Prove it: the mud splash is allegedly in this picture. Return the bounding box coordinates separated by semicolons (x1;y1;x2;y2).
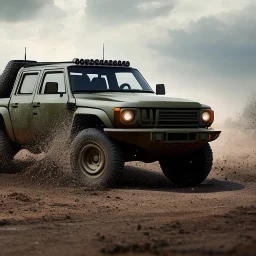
14;117;76;186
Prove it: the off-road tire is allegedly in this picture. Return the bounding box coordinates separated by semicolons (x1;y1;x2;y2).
159;143;213;187
70;128;124;189
0;130;17;173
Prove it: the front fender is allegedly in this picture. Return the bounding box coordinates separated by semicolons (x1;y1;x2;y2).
0;107;15;142
73;108;114;128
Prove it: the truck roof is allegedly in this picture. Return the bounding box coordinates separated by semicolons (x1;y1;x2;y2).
23;63;133;71
22;58;132;71
22;62;75;70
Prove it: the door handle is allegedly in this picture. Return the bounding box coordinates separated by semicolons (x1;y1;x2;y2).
12;103;19;108
33;102;41;108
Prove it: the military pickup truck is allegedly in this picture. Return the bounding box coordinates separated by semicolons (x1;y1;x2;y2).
0;59;221;188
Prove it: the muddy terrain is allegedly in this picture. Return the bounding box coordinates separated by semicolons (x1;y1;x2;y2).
0;128;255;256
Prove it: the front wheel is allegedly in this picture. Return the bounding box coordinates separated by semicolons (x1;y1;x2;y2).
70;128;124;189
159;143;213;187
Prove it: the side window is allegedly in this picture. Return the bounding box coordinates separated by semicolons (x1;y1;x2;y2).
40;72;66;94
18;73;39;94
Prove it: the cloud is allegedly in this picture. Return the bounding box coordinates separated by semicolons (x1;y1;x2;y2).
0;0;64;22
149;5;256;77
85;0;174;25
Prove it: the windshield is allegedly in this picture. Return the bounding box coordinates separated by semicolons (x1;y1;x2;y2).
68;66;154;93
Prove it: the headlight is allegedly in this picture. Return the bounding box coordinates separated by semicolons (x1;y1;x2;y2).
202;110;214;123
121;110;135;123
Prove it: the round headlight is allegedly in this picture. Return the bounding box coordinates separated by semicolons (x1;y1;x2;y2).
121;110;135;123
202;111;211;123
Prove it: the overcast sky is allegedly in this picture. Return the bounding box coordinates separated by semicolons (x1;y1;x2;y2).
0;0;255;124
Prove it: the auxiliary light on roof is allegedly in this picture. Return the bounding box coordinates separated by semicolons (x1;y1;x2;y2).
72;58;130;67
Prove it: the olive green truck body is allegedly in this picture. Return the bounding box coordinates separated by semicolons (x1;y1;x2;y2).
0;59;221;188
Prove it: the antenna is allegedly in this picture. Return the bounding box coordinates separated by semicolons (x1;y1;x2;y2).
103;43;105;61
24;47;27;61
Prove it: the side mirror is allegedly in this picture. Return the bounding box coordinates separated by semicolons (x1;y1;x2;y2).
156;84;165;95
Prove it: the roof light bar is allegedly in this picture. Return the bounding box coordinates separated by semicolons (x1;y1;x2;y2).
72;58;130;67
73;58;80;65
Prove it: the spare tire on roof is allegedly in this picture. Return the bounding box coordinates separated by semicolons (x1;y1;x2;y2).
0;60;37;98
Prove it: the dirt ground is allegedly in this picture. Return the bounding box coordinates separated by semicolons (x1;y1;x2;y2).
0;128;256;256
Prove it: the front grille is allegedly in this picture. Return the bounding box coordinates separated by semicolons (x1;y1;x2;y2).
156;110;199;127
140;109;200;127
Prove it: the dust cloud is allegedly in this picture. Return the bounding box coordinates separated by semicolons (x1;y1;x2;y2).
212;96;256;183
14;115;75;186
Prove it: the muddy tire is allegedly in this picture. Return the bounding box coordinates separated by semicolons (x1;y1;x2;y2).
0;130;17;173
159;143;213;187
70;128;124;189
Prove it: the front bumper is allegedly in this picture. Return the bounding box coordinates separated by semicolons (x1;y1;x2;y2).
104;128;221;150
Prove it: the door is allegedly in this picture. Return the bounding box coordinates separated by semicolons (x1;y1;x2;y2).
32;70;69;140
9;71;40;144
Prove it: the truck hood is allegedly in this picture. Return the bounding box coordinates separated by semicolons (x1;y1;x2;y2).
74;92;207;109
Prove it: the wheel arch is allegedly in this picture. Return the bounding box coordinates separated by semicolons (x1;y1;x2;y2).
71;108;114;137
0;107;15;142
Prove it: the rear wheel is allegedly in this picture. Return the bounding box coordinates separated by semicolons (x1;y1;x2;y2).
0;130;18;173
70;128;124;189
159;143;213;187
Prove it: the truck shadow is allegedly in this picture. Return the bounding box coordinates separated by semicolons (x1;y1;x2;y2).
118;166;245;193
